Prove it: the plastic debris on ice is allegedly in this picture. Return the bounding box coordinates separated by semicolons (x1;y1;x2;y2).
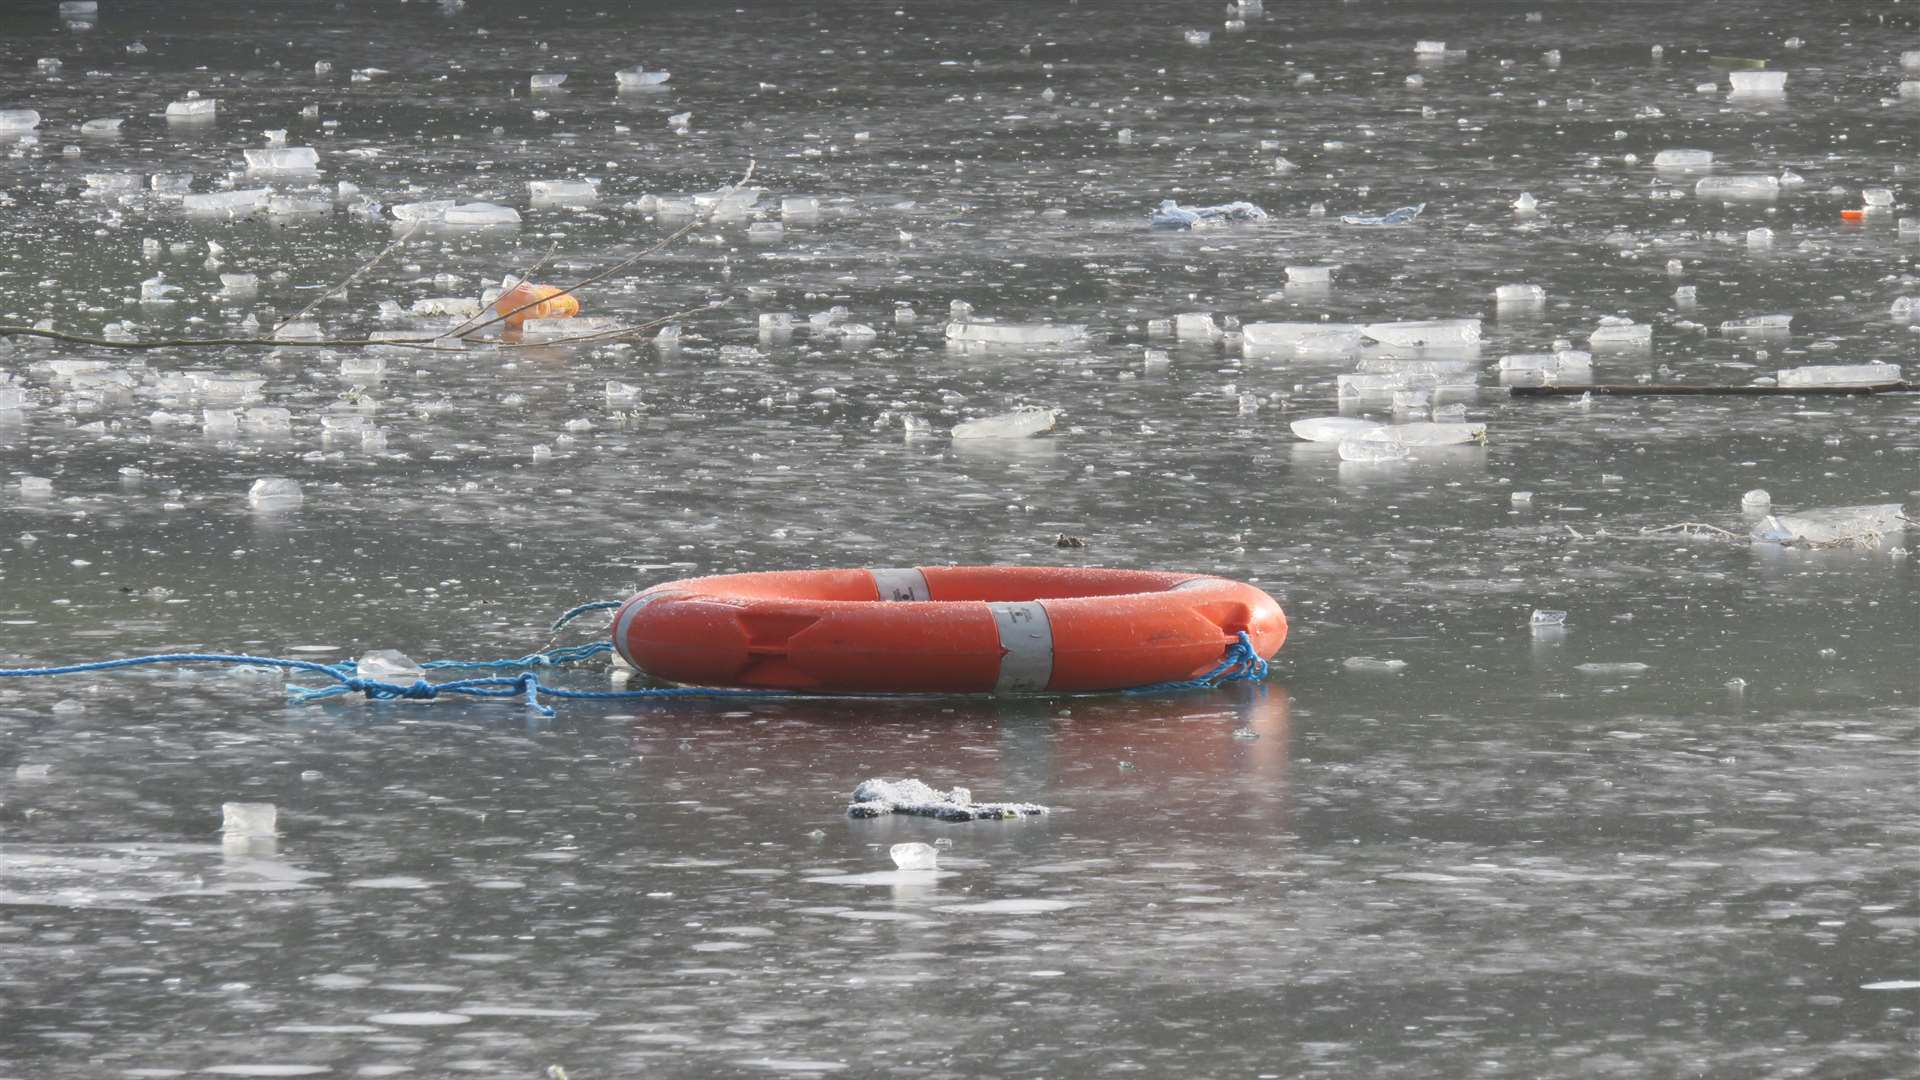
1341;203;1426;226
1148;199;1269;230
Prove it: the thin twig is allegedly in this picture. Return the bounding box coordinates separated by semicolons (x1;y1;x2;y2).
270;224;420;334
1639;522;1742;540
0;326;465;351
458;159;756;338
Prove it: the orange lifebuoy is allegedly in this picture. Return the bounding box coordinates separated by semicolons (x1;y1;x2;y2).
610;567;1287;694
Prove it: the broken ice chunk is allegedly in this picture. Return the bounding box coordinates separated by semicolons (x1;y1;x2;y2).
890;843;939;871
0;109;39;131
1341;203;1426;226
1728;70;1787;96
1695;175;1779;200
944;321;1088;346
1495;284;1545;303
1775;362;1901;387
19;476;53;498
1652;148;1713;170
1286;265;1334;284
248;477;302;507
530;73;567;90
1576;662;1649;675
165;98;218;119
615;67;671;88
1861;187;1894;208
1351;421;1486;447
222;802;277;837
1242;322;1364;354
951;406;1057;440
1741;489;1771;511
1361;318;1480;348
1512;192;1537;213
356;649;425;683
1746;227;1774;248
244;147;319;172
1174;312;1220;340
1588;319;1651;348
1414;41;1447;56
528;180;597;205
1289;416;1384;443
442;202;520;225
1343;656;1408;672
183;189;270;215
848;778;1047;821
390;199;455;223
521;316;623;343
1751;504;1907;546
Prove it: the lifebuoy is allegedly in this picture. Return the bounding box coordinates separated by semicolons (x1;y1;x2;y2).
610;566;1286;694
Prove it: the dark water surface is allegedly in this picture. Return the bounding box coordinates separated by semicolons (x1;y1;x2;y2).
1;0;1916;1077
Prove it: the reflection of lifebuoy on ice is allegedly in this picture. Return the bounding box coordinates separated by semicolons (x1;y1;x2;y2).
611;567;1287;694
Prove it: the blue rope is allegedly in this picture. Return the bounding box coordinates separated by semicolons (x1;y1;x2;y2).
547;599;624;636
0;614;1270;718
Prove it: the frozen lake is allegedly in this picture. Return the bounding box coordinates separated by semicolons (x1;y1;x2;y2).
1;0;1916;1076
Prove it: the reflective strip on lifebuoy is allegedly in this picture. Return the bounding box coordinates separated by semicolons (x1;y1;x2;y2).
610;566;1286;695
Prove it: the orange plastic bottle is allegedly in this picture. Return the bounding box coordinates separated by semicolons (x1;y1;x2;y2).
495;282;581;328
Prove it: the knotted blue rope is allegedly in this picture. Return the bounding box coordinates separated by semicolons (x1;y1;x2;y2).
0;614;1271;717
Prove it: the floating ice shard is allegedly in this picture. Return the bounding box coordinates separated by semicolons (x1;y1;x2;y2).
443;202;520;225
244;147;319;172
182;189;269;215
1343;656;1408;672
951;406;1057;439
1695;175;1779;200
1289;416;1383;443
248;477;302;507
1775;362;1902;387
222;802;278;836
1588;319;1652;348
944;322;1088;346
1351;421;1487;447
528;179;597;204
165;98;218;118
615;67;671;88
1728;70;1787;96
1750;504;1907;546
356;649;425;683
1360;318;1480;348
848;778;1048;821
1495;284;1545;303
1652;148;1713;170
529;73;567;90
889;843;939;871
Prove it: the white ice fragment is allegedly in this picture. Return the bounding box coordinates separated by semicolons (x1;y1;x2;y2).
220;273;259;293
1242;322;1364;354
1495;284;1545;303
19;476;53;498
890;843;939;871
1751;504;1907;546
530;73;567;90
951;406;1057;440
605;380;642;403
849;778;1047;820
0;109;39;131
1588;319;1652;348
1360;318;1481;348
1652;148;1713;170
1728;70;1787;96
442;202;520;225
390;199;455;223
1353;421;1486;447
165;98;218;118
222;802;278;836
244;147;319;172
747;221;783;241
1290;416;1383;443
1775;362;1901;387
1174;312;1221;340
528;180;597;204
615;67;671;88
944;321;1088;346
1530;609;1567;628
521;316;621;343
1746;227;1774;247
1343;656;1408;672
273;321;322;341
1285;265;1333;284
356;649;425;683
248;477;302;506
1576;662;1649;675
1512;192;1537;212
1741;489;1771;511
182;189;269;215
1695;175;1779;200
1861;187;1894;208
1184;29;1211;46
1414;41;1447;56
